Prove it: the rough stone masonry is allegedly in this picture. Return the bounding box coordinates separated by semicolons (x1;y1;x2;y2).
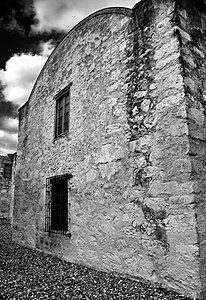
12;0;206;298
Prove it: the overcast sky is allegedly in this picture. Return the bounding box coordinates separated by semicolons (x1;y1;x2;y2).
0;0;138;156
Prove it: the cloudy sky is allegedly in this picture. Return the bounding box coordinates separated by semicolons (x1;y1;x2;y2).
0;0;138;156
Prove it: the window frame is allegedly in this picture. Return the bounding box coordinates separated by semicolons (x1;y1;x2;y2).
54;84;72;139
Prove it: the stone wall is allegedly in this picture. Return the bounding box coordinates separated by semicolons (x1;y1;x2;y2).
13;1;206;298
175;0;206;297
127;0;198;295
0;154;14;219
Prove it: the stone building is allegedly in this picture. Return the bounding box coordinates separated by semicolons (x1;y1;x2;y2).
12;0;206;298
0;154;15;219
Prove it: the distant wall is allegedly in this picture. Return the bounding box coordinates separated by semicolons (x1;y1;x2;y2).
9;153;17;225
0;154;14;219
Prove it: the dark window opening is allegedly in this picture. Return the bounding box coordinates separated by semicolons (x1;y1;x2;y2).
3;164;12;179
45;174;72;236
55;86;70;138
51;179;68;231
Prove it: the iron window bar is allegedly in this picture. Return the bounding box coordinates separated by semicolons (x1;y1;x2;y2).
45;173;72;237
3;164;12;179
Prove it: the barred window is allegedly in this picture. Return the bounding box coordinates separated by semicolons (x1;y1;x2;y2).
55;85;71;138
45;174;72;236
3;164;12;179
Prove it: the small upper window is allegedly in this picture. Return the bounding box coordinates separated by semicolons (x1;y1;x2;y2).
4;164;12;179
55;85;71;138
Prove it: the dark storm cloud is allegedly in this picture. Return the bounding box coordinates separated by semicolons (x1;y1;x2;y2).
0;0;64;69
0;0;37;33
0;0;35;68
0;29;64;69
0;101;18;119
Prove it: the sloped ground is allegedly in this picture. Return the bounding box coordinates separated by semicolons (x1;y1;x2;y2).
0;219;192;300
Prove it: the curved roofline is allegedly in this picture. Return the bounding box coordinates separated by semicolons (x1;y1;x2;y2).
19;7;132;112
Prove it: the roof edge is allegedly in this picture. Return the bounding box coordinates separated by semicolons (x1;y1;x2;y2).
132;0;206;10
18;7;132;112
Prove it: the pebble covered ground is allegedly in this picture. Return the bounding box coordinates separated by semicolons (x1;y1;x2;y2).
0;219;192;299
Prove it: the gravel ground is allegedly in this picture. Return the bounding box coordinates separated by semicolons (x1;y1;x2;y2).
0;219;192;300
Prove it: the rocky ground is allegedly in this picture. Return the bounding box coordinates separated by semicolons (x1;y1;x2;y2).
0;219;192;299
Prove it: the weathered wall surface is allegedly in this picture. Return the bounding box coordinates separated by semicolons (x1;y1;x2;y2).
13;1;206;298
13;6;136;273
126;0;201;297
174;0;206;297
0;154;14;219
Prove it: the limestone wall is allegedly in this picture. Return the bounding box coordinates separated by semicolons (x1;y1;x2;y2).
0;154;14;219
13;6;135;270
13;1;206;298
126;0;201;296
174;0;206;297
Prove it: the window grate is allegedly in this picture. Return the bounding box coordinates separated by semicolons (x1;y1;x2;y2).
45;173;72;237
3;164;12;179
